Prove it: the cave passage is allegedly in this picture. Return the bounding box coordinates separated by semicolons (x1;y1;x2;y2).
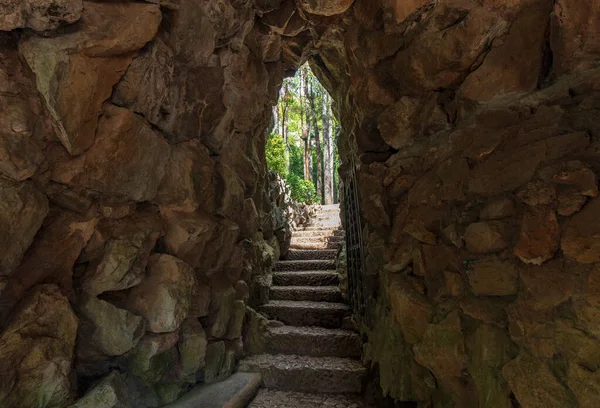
0;0;599;407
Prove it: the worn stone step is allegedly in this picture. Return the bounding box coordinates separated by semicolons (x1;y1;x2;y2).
239;354;365;394
267;326;361;358
249;389;373;408
282;249;337;261
165;372;262;408
272;271;339;286
289;242;341;250
273;259;336;272
259;300;350;328
291;236;344;245
300;226;343;232
292;230;344;238
270;286;343;302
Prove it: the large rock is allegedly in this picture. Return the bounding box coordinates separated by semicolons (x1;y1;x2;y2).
51;104;170;202
466;256;519;296
413;311;467;380
7;212;96;305
80;297;146;356
19;1;161;155
0;0;83;31
154;140;216;213
82;213;163;296
128;332;180;385
551;0;600;74
514;207;559;265
0;285;78;408
69;371;130;408
297;0;354;16
389;274;433;344
562;197;600;263
0;35;47;182
0;179;48;276
464;221;510;254
126;254;196;333
503;352;578;408
178;319;208;379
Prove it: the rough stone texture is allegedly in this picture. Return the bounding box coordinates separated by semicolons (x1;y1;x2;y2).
1;0;600;406
0;179;49;276
249;389;373;408
0;0;83;31
0;285;78;408
126;254;196;333
267;326;361;358
240;354;366;394
69;371;129;408
259;300;350;329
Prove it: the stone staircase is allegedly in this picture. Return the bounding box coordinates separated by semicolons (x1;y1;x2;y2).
241;205;371;407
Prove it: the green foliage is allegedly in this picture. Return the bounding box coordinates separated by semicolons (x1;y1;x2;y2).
288;143;304;179
286;173;318;204
265;133;287;177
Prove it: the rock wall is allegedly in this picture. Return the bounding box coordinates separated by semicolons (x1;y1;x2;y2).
1;0;599;407
312;1;600;407
0;1;298;406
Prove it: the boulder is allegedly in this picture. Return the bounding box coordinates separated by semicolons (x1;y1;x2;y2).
82;213;163;296
19;1;162;154
562;197;600;263
466;256;519;296
129;332;180;385
0;179;48;276
0;36;47;181
126;254;196;333
413;311;467;380
178;319;208;379
154;140;216;213
464;221;510;254
567;363;600;407
480;197;515;220
0;285;78;408
514;207;559;265
69;371;130;408
80;297;146;356
297;0;354;16
51;104;170;202
0;0;83;31
551;0;600;74
389;274;433;344
503;352;578;408
7;212;96;304
207;285;237;338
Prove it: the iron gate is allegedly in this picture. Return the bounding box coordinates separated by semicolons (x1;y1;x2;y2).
342;158;367;322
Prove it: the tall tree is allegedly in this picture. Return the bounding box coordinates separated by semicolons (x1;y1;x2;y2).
307;74;323;204
300;66;310;181
322;93;334;204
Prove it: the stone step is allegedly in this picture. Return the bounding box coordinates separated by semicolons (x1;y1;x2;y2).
272;271;339;286
259;300;350;328
289;242;342;250
165;372;262;408
239;354;365;394
291;236;344;244
273;259;336;272
267;326;361;358
292;230;344;238
270;286;343;302
299;226;343;232
249;389;372;408
282;249;337;261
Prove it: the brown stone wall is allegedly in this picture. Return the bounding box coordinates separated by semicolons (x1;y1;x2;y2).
1;0;599;407
0;1;296;406
314;1;600;407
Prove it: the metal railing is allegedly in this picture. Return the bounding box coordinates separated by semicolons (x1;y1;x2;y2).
342;157;367;323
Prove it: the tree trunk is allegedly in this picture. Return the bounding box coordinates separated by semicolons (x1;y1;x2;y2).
323;93;334;204
300;67;310;181
308;77;322;204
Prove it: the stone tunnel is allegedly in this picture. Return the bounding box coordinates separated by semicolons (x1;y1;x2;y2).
0;0;599;407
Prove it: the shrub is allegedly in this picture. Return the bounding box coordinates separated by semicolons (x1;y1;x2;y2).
286;173;317;204
265;133;287;177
